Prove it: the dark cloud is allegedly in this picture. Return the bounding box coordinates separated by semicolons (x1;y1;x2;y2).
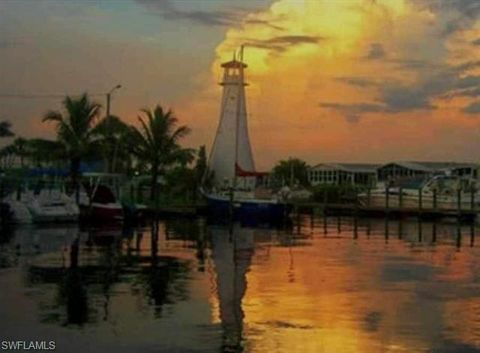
335;77;378;88
323;66;480;121
320;102;387;122
380;84;435;112
365;43;386;60
135;0;280;28
454;60;480;72
417;0;480;36
463;100;480;114
391;59;436;70
377;73;480;113
245;35;324;53
245;19;284;31
135;0;244;26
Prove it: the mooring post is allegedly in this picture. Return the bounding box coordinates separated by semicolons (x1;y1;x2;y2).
386;186;390;210
384;218;389;242
399;187;403;208
470;187;475;211
470;223;475;247
353;216;358;239
418;187;423;212
433;188;437;210
456;220;462;248
457;189;462;216
418;218;423;242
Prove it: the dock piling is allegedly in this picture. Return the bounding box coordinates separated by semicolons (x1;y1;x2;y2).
418;188;423;211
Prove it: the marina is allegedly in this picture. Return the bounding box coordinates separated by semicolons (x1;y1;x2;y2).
2;1;480;351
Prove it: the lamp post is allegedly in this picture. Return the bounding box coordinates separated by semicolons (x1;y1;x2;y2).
106;84;122;118
105;84;121;173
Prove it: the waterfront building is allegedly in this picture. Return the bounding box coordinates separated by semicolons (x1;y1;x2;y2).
308;163;379;187
377;162;478;182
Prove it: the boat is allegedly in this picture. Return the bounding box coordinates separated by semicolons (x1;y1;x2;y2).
202;48;291;220
358;175;480;211
27;188;79;223
2;191;33;224
2;187;79;224
78;183;124;221
204;188;290;220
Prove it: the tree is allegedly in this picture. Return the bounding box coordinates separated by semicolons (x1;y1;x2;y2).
92;115;131;173
194;145;208;183
42;93;101;186
129;105;193;202
12;137;28;167
27;138;65;167
0;121;14;138
272;158;310;187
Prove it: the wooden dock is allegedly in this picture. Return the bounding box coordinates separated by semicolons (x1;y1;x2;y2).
147;204;207;217
290;201;478;221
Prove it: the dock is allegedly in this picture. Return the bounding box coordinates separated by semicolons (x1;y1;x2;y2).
290;201;478;221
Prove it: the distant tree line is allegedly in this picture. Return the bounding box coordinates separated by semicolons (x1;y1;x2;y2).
0;93;207;203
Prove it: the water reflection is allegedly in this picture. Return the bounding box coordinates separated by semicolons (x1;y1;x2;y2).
22;222;191;327
210;225;253;352
0;216;480;352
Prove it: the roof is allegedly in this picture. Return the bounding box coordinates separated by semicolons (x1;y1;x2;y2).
311;163;380;173
379;161;478;172
221;60;247;69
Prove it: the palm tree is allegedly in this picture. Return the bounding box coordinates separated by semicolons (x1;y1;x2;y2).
42;93;101;187
129;105;193;202
0;121;14;138
12;137;28;167
272;157;310;187
27;138;65;167
92;115;130;173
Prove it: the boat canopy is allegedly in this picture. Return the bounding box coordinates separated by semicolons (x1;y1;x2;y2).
235;163;268;177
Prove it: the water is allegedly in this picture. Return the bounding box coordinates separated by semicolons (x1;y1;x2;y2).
1;216;480;352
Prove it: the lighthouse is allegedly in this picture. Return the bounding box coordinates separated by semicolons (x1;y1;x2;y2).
208;53;256;188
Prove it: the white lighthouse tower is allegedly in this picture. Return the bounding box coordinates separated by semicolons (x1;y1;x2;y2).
208;52;256;188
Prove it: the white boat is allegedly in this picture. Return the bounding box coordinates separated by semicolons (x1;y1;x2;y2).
27;189;79;223
2;191;33;224
359;175;480;211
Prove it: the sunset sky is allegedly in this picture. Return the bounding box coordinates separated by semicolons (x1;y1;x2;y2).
1;0;480;169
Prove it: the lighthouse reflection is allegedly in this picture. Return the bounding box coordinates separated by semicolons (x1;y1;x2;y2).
210;224;254;353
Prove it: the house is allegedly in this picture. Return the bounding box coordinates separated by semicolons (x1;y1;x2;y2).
308;163;379;187
377;161;478;182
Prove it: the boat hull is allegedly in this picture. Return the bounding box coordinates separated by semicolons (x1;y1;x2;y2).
80;203;124;222
205;194;291;222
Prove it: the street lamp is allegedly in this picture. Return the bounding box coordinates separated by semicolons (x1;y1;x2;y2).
106;84;122;118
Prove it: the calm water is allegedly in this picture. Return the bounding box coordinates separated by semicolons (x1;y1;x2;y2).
1;216;480;353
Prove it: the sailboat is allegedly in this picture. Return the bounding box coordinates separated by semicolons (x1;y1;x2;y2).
202;48;291;220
